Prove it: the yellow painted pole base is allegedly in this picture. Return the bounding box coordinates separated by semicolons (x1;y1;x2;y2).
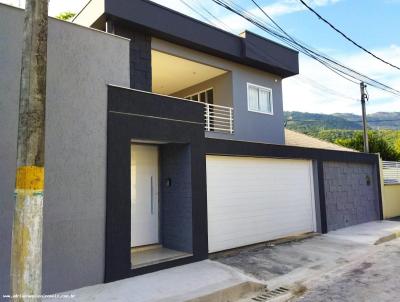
11;166;44;301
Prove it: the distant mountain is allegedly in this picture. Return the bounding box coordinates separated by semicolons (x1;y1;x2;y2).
285;111;400;131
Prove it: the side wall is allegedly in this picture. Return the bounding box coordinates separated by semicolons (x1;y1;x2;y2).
382;184;400;219
323;161;380;231
0;4;130;294
152;38;285;144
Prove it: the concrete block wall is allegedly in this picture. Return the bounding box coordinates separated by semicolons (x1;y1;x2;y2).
160;144;193;253
323;161;380;231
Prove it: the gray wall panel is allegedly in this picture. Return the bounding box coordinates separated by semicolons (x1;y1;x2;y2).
323;161;380;231
0;4;129;294
160;144;193;253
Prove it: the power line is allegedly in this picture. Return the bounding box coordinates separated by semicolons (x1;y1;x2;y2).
181;0;359;102
220;0;362;85
210;0;400;97
246;0;400;94
298;0;400;72
179;0;223;29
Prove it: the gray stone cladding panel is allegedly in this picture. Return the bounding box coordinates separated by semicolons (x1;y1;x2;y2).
160;144;193;253
323;161;379;231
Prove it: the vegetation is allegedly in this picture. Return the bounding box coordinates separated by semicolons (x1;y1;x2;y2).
55;11;76;21
284;111;400;161
335;131;400;161
285;111;400;132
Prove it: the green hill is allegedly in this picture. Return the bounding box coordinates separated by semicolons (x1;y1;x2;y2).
285;111;400;133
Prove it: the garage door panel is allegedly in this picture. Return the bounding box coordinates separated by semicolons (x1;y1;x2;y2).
207;156;316;253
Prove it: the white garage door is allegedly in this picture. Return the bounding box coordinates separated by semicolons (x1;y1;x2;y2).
207;156;316;253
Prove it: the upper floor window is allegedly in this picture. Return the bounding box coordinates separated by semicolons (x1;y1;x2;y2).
185;88;214;104
247;83;273;115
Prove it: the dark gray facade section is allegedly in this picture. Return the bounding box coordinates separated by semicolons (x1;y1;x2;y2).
113;24;152;90
242;31;298;73
75;0;299;77
323;161;380;231
0;4;129;294
160;144;193;253
105;86;208;282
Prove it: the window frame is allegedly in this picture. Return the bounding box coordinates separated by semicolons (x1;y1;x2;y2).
246;83;274;115
184;87;214;104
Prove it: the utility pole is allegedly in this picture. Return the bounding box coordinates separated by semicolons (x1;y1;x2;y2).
11;0;49;300
360;82;369;153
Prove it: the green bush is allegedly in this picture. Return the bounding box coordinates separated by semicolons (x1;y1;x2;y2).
335;131;400;161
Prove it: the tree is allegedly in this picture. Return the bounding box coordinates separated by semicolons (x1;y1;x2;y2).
55;11;76;21
395;138;400;154
335;131;400;161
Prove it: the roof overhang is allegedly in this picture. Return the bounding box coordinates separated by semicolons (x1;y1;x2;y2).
74;0;299;78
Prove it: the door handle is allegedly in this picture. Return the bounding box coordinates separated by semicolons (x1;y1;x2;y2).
150;176;154;215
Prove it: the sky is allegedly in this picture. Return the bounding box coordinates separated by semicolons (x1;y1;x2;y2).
2;0;400;115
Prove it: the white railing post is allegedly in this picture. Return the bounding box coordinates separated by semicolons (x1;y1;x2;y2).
229;108;233;134
205;104;210;132
201;102;234;134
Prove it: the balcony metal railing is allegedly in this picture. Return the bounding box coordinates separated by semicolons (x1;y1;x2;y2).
382;161;400;184
204;103;234;134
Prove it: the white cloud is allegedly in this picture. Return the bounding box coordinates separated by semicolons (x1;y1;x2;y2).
219;0;341;33
283;45;400;114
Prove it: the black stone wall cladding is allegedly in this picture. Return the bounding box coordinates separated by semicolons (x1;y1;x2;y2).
160;144;193;253
106;86;208;282
114;24;152;90
323;162;380;231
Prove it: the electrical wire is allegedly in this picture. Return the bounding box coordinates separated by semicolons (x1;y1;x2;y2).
210;0;400;97
246;0;400;93
298;0;400;72
182;0;360;102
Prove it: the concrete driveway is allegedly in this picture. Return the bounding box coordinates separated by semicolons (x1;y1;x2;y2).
213;220;400;301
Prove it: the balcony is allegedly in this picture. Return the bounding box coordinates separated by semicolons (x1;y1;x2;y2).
151;48;234;135
204;103;234;134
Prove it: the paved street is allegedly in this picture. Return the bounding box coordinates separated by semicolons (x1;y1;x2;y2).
213;221;400;302
292;238;400;302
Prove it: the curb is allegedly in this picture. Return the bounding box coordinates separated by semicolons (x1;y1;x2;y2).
186;281;266;302
374;231;400;245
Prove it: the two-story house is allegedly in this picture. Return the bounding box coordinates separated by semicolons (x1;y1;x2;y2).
0;0;381;294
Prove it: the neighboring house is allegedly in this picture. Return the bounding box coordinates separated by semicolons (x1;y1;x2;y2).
285;128;356;152
0;0;382;295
